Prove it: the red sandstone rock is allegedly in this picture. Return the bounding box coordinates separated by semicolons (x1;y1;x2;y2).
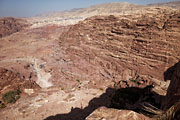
59;8;180;89
86;107;152;120
0;6;179;120
0;68;40;97
0;17;29;38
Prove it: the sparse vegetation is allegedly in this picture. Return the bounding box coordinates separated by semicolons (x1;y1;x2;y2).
76;79;80;83
2;90;21;104
99;88;103;91
0;102;6;108
130;78;141;85
0;90;21;109
61;88;64;90
131;79;139;84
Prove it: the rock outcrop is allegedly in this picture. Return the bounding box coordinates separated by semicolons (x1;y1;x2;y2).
0;17;29;38
0;68;39;96
162;61;180;110
0;3;180;120
59;8;180;89
86;107;152;120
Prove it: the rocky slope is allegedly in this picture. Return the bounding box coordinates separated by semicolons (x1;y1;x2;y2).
29;1;180;28
42;2;144;17
59;8;180;91
0;2;180;120
0;68;39;95
0;68;40;109
0;17;29;38
29;2;145;27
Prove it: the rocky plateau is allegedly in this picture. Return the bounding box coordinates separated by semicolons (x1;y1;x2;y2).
0;1;180;120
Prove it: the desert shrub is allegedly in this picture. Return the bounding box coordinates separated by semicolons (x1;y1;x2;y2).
130;79;140;85
130;78;141;85
99;88;104;91
0;102;6;108
2;90;21;104
76;79;80;83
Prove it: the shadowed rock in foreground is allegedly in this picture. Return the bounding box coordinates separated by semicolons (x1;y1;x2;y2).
163;61;180;110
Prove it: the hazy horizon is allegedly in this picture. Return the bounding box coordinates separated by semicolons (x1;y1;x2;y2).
0;0;179;17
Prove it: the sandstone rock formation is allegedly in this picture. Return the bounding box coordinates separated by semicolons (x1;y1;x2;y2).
162;61;180;110
0;68;39;96
86;107;152;120
0;17;29;38
0;2;180;120
59;8;180;89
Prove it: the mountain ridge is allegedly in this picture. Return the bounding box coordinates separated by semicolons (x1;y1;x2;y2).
148;1;180;9
29;1;180;28
0;1;180;120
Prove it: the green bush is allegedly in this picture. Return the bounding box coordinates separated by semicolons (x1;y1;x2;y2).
129;78;141;85
76;79;80;83
0;102;6;108
2;90;21;104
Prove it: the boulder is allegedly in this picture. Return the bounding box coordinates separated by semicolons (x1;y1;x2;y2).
86;107;152;120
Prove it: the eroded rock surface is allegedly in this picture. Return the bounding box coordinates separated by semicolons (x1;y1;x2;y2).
0;17;29;38
86;107;152;120
0;68;39;96
59;8;180;89
0;5;180;120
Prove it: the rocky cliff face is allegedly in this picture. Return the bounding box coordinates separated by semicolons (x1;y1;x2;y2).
0;4;180;120
162;61;180;110
59;8;180;89
0;17;29;38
